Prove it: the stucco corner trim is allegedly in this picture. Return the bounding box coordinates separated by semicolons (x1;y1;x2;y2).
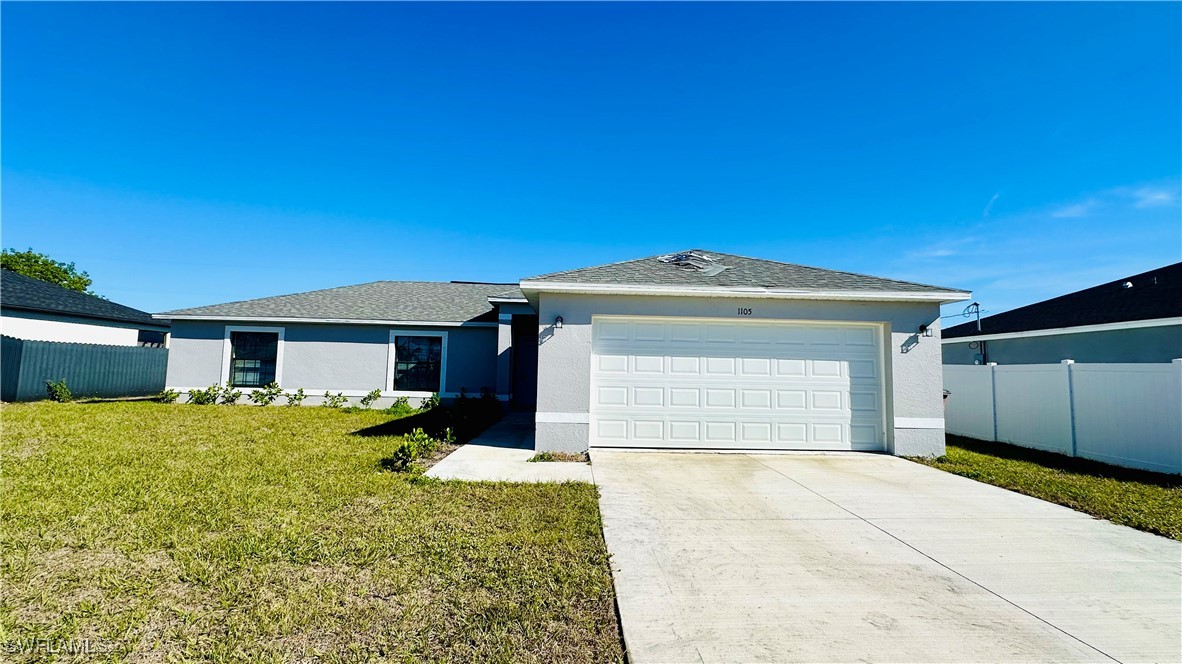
894;417;945;429
535;411;591;424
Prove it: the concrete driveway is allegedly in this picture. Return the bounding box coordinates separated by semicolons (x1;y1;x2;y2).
591;451;1181;664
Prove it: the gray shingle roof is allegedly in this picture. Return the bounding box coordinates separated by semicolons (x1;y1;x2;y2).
1;270;165;327
161;281;517;323
491;287;526;300
945;262;1182;339
523;250;965;294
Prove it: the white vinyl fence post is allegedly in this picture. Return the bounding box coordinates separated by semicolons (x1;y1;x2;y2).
988;362;999;442
1062;359;1077;457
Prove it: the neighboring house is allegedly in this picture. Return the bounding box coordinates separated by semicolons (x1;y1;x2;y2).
1;269;170;346
943;262;1182;365
160;250;969;456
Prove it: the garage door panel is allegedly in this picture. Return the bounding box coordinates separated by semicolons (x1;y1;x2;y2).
704;357;736;375
810;359;844;378
590;317;884;451
740;389;773;409
704;388;737;408
597;354;629;373
810;390;845;411
632;420;664;440
633;355;664;373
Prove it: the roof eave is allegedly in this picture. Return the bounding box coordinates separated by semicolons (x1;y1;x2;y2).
518;280;971;305
942;316;1182;343
487;296;530;304
4;303;167;329
157;313;497;327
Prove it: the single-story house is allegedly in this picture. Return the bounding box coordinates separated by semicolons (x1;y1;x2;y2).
1;269;170;346
160;250;970;456
943;262;1182;365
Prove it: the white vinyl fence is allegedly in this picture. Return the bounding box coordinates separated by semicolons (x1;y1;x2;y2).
943;360;1182;475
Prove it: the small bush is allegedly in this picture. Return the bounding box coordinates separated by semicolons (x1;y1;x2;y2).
383;396;415;417
155;388;180;404
188;384;220;405
419;393;441;411
284;388;306;407
45;379;72;403
219;382;242;405
321;391;348;408
359;389;382;409
248;382;283;406
480;386;497;404
386;428;442;472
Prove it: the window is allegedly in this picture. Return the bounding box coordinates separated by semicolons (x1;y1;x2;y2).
137;330;166;348
392;335;443;392
229;331;279;387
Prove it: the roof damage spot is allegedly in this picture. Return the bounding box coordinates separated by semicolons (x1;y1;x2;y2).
657;251;730;277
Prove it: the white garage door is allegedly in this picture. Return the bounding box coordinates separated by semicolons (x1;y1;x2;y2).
590;316;886;451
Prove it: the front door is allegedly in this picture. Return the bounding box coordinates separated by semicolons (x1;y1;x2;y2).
510;314;539;410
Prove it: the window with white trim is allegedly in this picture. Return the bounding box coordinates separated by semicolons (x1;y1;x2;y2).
229;331;279;387
392;335;443;392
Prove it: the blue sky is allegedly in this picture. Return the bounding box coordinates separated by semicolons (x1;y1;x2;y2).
3;2;1179;321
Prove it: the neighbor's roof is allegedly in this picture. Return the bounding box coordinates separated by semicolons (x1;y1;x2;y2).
1;269;165;327
944;262;1182;339
522;249;967;296
159;281;519;323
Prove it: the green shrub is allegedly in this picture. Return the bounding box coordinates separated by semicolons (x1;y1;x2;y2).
383;396;415;416
45;379;72;403
248;382;283;406
156;389;180;404
386;428;442;472
419;393;441;411
218;382;242;405
359;388;382;409
321;391;348;408
187;385;220;405
284;388;306;407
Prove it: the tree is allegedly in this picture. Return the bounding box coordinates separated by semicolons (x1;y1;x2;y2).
1;249;94;294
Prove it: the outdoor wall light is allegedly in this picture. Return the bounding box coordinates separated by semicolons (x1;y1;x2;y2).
918;324;933;338
554;316;564;329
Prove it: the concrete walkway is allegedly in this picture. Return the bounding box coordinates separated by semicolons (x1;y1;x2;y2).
592;450;1181;664
426;413;592;483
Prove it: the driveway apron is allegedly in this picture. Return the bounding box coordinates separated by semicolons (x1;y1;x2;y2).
591;451;1181;664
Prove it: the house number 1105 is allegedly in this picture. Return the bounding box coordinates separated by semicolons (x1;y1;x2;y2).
737;307;753;316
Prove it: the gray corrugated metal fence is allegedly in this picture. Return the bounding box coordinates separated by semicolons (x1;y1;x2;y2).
0;335;168;402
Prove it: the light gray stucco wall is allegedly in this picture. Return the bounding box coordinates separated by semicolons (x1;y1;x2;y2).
166;320;498;397
942;325;1182;365
165;321;224;388
533;293;946;457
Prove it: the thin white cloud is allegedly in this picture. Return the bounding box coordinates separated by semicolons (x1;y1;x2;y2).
1131;186;1178;209
905;236;982;260
1051;200;1095;218
982;192;1000;218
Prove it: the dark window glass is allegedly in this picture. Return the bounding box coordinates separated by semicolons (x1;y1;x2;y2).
394;336;442;392
230;331;278;387
137;330;166;348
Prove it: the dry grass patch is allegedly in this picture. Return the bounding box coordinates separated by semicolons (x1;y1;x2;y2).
1;402;623;662
528;452;590;463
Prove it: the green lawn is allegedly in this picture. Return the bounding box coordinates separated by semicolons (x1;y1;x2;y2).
913;435;1182;540
0;402;623;662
